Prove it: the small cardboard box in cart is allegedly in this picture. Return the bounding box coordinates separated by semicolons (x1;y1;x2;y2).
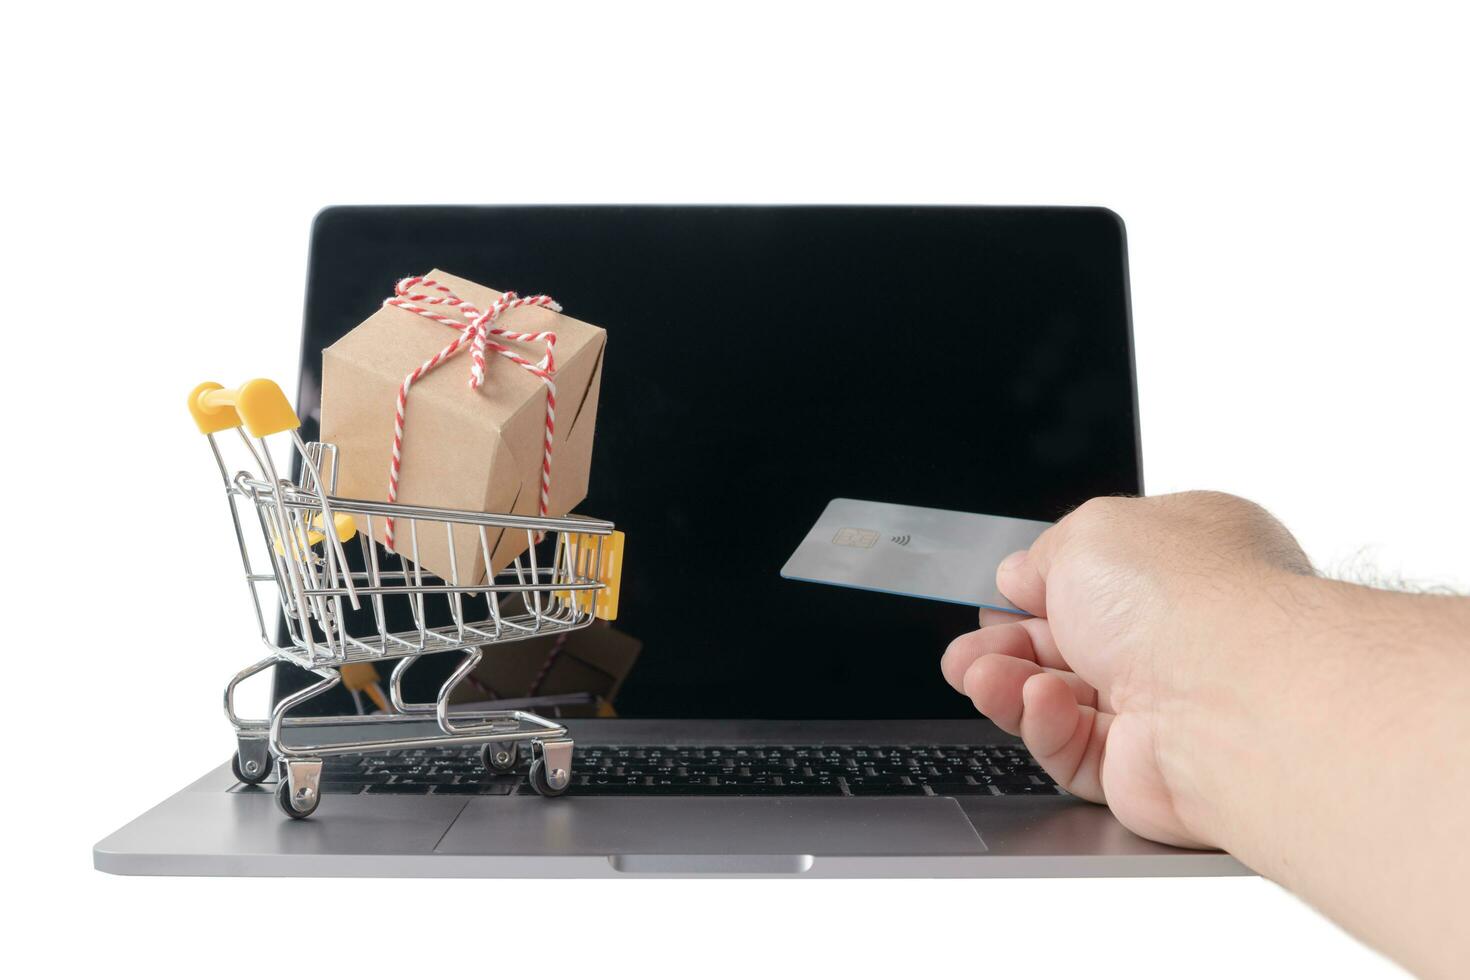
321;270;607;585
449;620;643;716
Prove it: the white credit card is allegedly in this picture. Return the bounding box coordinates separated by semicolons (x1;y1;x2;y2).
781;498;1052;615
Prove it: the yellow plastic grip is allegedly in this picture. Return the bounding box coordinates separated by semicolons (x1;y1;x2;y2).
340;663;390;713
272;512;358;559
557;531;625;621
190;379;301;437
594;530;624;621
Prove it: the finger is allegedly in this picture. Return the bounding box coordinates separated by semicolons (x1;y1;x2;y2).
943;625;1028;691
1018;672;1111;804
962;654;1034;733
940;630;978;692
995;549;1047;617
995;514;1084;618
944;621;1096;719
1006;618;1113;712
942;622;1069;690
960;654;1098;733
977;607;1028;629
1014;617;1066;669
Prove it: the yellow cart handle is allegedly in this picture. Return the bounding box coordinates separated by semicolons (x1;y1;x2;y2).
272;512;359;558
189;379;301;437
556;530;625;621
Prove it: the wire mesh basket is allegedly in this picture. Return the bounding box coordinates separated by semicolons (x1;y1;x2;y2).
192;379;623;817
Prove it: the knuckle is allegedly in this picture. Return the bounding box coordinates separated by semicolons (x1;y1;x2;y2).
1057;496;1131;547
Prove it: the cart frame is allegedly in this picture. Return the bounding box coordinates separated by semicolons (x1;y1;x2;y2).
192;379;619;817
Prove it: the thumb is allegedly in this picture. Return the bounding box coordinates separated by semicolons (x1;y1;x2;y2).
994;518;1071;618
996;549;1047;617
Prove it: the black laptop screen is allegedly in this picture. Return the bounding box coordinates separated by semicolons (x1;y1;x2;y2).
290;206;1140;719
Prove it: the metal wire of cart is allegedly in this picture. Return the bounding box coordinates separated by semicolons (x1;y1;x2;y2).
191;379;622;818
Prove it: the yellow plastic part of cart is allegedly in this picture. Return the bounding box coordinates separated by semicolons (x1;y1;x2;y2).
341;662;390;712
557;530;625;621
191;377;357;546
189;379;301;437
271;512;359;559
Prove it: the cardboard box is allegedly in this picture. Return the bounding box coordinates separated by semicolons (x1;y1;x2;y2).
321;270;606;585
449;620;643;713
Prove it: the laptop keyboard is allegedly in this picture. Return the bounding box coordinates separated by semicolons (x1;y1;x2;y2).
304;744;1063;797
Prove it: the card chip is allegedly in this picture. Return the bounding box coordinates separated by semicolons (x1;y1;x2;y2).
832;527;880;549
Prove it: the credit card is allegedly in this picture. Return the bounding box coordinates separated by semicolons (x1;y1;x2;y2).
780;498;1052;614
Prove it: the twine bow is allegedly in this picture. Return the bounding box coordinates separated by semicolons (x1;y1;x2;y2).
380;275;561;551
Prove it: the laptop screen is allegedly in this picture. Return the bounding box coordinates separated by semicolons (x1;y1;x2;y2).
289;206;1140;719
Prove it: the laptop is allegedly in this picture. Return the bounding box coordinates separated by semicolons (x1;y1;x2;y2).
95;205;1244;877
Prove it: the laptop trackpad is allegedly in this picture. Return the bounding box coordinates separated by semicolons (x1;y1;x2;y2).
436;797;986;872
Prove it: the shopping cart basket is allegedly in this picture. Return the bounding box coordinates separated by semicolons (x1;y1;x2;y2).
190;379;623;818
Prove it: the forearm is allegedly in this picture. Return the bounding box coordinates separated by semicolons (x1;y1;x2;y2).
1168;576;1470;977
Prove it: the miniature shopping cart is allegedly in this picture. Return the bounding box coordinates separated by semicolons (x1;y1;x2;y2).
191;379;623;818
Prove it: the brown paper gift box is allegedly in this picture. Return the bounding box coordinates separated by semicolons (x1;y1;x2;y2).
320;270;606;585
448;620;642;715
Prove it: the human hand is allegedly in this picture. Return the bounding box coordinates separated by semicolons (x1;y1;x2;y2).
940;492;1313;847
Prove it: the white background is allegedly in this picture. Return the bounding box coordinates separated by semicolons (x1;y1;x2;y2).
4;1;1465;977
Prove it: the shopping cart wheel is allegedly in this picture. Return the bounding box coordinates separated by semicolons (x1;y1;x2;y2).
276;760;323;819
481;741;521;773
527;759;569;797
276;778;320;819
231;747;272;785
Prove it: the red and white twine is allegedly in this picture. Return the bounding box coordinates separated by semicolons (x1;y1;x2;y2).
380;275;561;551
